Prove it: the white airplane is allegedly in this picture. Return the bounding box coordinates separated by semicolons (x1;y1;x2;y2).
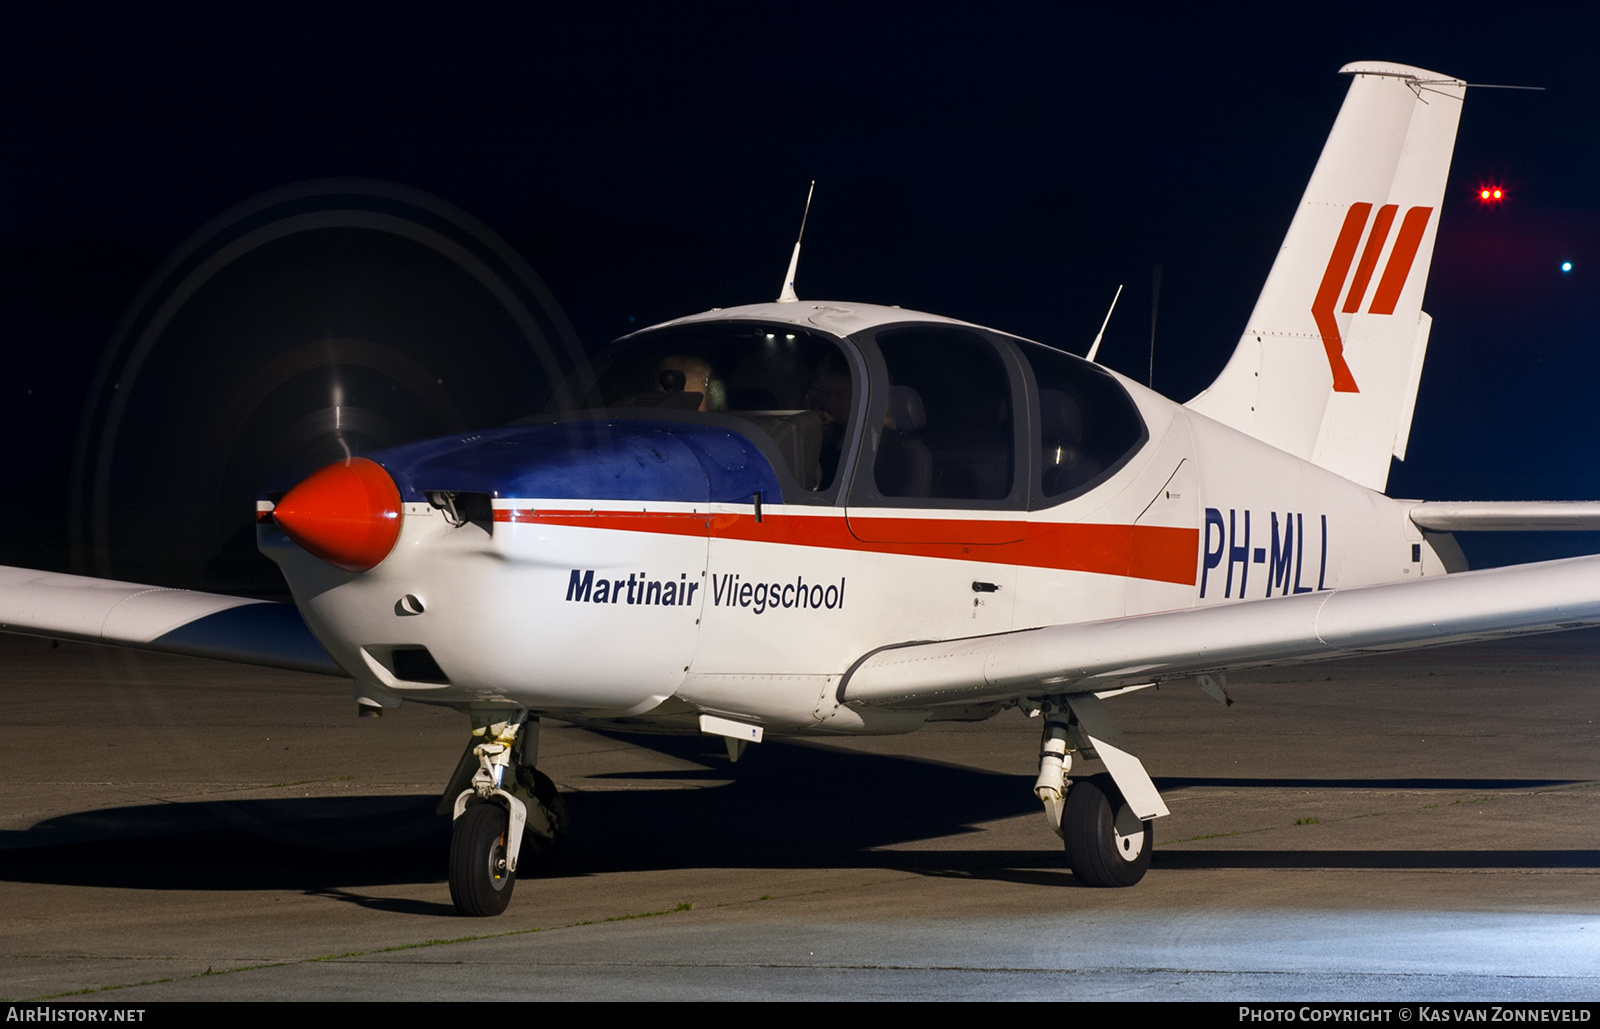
6;61;1600;916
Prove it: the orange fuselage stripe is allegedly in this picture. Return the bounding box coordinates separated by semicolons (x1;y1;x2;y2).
494;509;1199;586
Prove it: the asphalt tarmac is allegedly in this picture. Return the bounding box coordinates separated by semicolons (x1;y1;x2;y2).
2;631;1598;1001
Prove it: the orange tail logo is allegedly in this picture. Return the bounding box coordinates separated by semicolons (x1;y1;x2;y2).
1311;203;1433;393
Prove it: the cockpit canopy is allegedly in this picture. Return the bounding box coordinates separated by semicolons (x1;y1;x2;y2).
540;315;1147;509
559;322;852;494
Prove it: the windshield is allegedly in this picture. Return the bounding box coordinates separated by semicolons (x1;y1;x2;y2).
553;322;857;494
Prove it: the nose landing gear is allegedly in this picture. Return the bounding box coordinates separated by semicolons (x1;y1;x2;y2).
444;712;568;916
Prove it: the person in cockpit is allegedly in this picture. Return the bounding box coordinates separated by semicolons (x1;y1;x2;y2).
656;354;725;412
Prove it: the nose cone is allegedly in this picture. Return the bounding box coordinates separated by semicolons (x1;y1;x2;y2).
272;458;402;572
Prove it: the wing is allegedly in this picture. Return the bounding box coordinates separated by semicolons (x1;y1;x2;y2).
840;553;1600;708
0;565;344;676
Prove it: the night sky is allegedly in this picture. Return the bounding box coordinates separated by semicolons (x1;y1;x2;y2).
3;5;1596;580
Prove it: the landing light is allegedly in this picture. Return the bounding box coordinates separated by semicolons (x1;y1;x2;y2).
1477;185;1505;204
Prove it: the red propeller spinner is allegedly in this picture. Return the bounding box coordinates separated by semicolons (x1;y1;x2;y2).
271;458;403;572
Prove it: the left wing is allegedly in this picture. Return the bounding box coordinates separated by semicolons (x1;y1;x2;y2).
0;566;344;676
840;553;1600;708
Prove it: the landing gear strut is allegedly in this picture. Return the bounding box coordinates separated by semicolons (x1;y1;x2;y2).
444;712;567;916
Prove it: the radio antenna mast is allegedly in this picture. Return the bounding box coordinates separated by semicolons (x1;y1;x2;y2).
1085;284;1123;363
1148;263;1163;388
776;180;816;303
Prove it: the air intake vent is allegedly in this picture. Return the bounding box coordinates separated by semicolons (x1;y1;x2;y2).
367;645;451;684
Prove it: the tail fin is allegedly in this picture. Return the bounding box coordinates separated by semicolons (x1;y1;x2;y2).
1186;62;1464;491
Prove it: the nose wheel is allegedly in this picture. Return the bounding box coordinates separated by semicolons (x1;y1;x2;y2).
1062;774;1152;887
449;802;517;916
444;713;569;916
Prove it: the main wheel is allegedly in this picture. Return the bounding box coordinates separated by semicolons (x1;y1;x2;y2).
1062;775;1152;887
449;802;516;916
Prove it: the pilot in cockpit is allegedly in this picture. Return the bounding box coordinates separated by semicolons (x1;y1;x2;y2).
655;354;726;412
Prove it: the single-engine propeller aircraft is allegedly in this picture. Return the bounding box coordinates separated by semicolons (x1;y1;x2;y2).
8;61;1600;915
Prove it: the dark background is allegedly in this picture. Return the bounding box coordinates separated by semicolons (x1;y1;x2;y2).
3;4;1595;581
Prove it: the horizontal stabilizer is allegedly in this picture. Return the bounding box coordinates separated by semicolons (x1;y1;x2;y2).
1410;501;1600;532
0;566;344;676
840;552;1600;708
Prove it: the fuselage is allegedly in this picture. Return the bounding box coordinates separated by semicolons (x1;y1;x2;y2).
259;301;1453;733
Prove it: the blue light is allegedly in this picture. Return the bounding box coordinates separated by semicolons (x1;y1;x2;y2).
1562;261;1573;272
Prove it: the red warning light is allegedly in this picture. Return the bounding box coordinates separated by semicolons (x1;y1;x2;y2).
1477;184;1505;205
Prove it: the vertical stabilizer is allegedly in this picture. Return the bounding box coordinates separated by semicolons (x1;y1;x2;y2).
1186;63;1464;491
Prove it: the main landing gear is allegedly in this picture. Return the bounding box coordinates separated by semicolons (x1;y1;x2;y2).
1062;774;1152;887
444;712;568;916
1031;694;1161;887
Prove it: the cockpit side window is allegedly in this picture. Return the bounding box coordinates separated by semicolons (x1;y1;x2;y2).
1016;341;1147;502
861;326;1020;504
549;322;859;500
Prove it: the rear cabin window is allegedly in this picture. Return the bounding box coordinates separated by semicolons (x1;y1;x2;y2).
1016;341;1146;500
559;324;856;494
868;327;1017;502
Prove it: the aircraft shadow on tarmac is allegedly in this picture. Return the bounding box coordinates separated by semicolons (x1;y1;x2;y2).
1154;776;1584;790
0;736;1593;911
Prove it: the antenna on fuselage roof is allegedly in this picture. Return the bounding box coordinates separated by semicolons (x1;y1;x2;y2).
776;180;816;303
1148;263;1162;388
1084;283;1123;364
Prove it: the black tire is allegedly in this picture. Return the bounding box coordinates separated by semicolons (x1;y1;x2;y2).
449;802;516;916
1062;775;1152;887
